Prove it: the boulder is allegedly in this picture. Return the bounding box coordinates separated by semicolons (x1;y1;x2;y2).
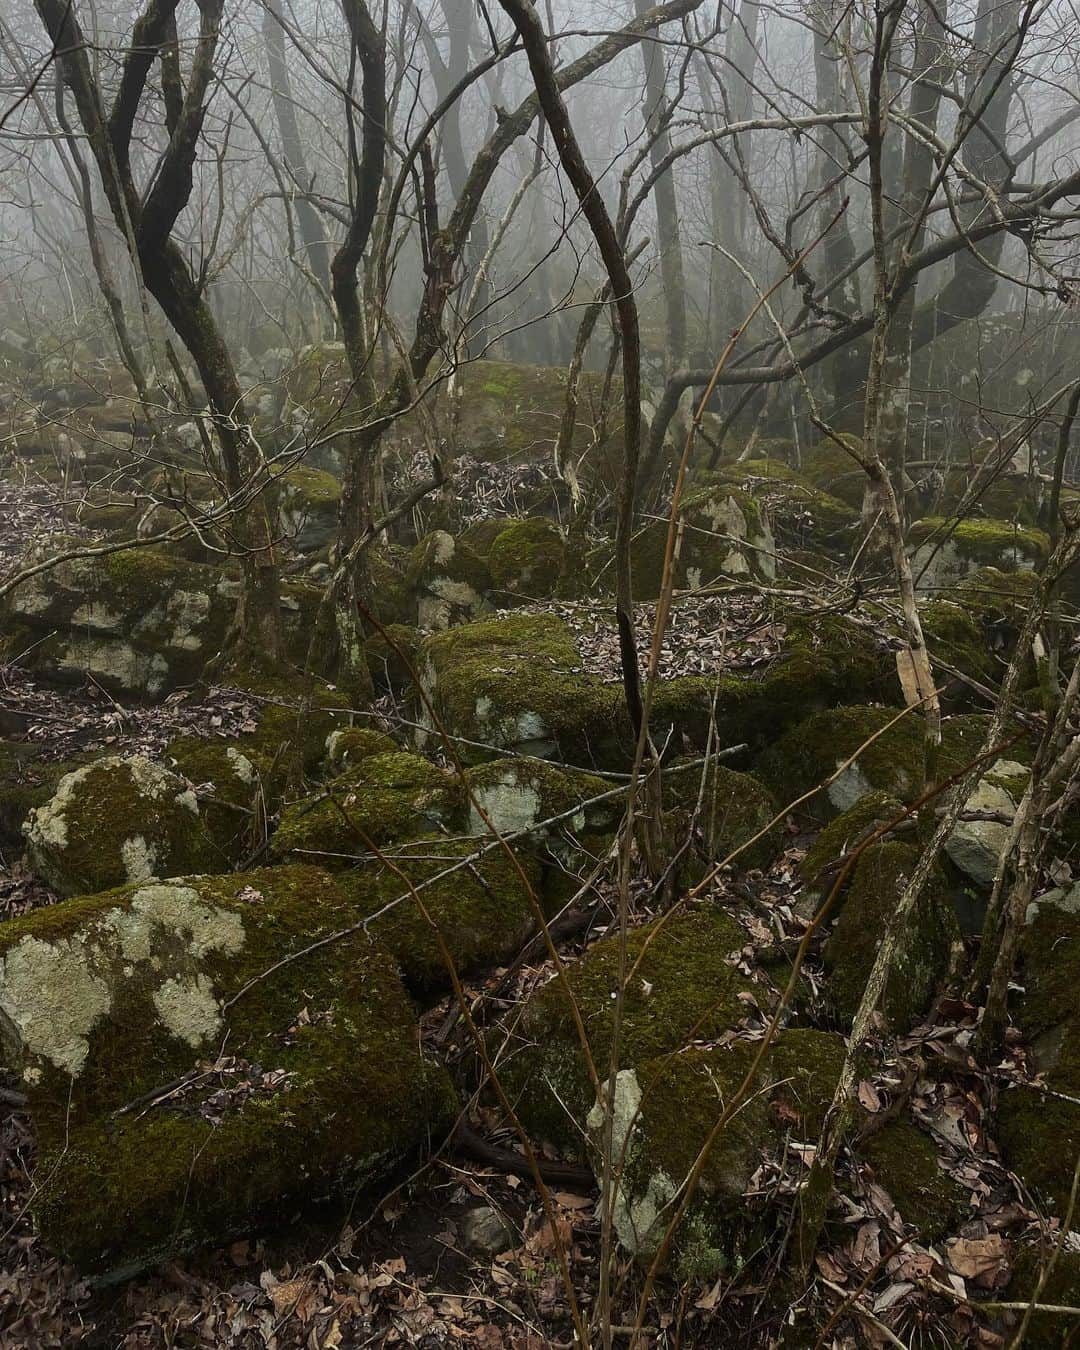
630;486;777;599
164;736;263;867
942;759;1029;889
417;609;894;772
501;906;754;1159
909;518;1048;594
593;1030;845;1278
271;750;463;867
324;726;398;771
823;841;958;1030
416;613;624;766
662;761;782;872
279;464;342;553
0;866;455;1276
406;530;492;630
466;755;617;841
336;837;543;995
756;705;925;818
486;517;566;601
708;459;857;553
798;791;903;904
22;755;217;897
996;894;1080;1215
0;543;319;698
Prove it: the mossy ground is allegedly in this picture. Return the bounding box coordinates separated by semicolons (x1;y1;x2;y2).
858;1122;968;1242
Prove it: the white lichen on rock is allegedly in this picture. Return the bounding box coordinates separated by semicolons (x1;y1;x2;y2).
0;883;245;1077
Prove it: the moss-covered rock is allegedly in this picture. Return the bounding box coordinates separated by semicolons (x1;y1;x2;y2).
324;726;398;771
0;541;321;698
337;837;543;995
486;517;566;601
631;486;777;599
501;905;753;1159
996;897;1080;1216
798;791;904;896
909;517;1049;593
466;755;618;840
0;866;455;1275
756;705;925;819
823;842;957;1030
405;530;492;630
920;598;996;686
942;756;1029;889
0;742;97;849
279;464;342;553
596;1030;846;1276
709;460;858;553
1;542;227;698
857;1122;968;1241
417;613;624;767
801;437;866;508
662;761;782;871
226;676;351;792
163;736;262;867
271;751;463;867
22;755;218;898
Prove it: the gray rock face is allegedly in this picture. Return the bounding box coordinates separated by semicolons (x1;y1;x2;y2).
943;759;1029;889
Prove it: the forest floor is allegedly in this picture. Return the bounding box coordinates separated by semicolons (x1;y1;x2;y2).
0;667;1049;1349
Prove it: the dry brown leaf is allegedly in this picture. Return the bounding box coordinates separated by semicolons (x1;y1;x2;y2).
947;1235;1010;1287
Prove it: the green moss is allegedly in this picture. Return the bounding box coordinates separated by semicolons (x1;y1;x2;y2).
405;531;491;629
487;517;566;600
909;517;1049;568
799;791;903;890
663;761;782;871
858;1122;967;1241
280;463;342;508
0;743;96;848
710;460;857;549
756;705;925;819
467;755;617;837
4;865;455;1275
801;438;866;508
337;836;543;995
630;486;775;599
611;1030;846;1275
650;611;892;761
823;842;957;1030
920;600;996;684
22;755;218;898
325;726;398;770
418;613;624;767
271;751;463;867
1006;1245;1080;1347
227;675;349;792
502;905;753;1158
